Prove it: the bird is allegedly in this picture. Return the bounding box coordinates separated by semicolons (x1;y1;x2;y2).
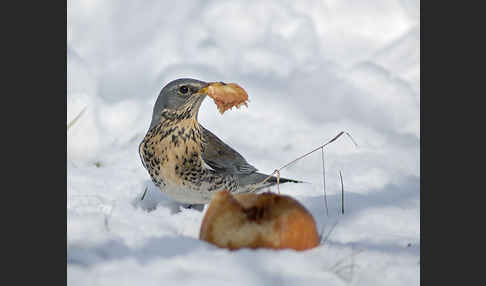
139;78;301;206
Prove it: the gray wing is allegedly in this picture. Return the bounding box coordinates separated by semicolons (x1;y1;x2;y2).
200;125;258;175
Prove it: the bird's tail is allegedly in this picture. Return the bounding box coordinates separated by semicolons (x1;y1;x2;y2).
238;172;302;193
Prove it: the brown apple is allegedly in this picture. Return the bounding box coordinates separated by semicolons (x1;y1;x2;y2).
199;190;320;251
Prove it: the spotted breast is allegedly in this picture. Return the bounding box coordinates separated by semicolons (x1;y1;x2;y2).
139;108;239;204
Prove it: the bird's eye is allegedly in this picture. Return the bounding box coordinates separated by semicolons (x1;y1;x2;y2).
179;86;189;94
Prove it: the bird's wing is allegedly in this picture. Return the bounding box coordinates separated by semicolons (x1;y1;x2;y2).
200;125;258;175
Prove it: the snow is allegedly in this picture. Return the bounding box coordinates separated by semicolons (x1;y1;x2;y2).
67;0;420;285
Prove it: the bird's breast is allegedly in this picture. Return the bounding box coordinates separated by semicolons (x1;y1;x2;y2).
141;118;207;188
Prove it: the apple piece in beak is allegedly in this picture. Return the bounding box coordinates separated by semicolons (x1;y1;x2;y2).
198;82;249;114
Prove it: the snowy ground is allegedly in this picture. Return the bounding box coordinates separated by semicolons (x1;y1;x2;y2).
67;0;420;285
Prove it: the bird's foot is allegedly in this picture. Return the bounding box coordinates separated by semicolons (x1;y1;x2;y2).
182;204;205;212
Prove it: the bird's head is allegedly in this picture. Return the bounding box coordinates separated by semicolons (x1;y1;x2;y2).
149;78;210;129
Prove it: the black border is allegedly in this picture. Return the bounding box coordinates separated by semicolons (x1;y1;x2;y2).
5;1;67;284
420;1;482;284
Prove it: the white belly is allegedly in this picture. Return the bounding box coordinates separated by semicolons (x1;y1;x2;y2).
160;182;217;204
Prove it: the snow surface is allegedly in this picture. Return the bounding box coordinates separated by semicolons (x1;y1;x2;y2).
67;0;420;285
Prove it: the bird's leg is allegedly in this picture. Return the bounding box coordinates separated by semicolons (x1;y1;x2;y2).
184;204;205;211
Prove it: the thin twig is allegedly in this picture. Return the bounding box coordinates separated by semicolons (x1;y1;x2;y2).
141;187;148;201
320;219;339;244
322;148;329;217
67;106;87;130
343;132;358;148
279;131;349;171
251;131;356;191
104;215;111;232
339;170;344;215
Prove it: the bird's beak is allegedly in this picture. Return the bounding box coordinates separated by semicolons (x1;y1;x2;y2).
192;82;217;107
195;82;211;96
186;82;211;117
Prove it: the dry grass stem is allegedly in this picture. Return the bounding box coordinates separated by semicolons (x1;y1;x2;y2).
67;106;87;130
251;131;357;191
339;170;344;215
322;148;329;217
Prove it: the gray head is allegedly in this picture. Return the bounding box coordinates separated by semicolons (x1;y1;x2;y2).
149;78;209;130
